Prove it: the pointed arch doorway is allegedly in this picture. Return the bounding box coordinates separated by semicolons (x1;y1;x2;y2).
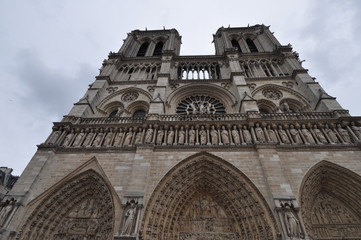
140;152;279;240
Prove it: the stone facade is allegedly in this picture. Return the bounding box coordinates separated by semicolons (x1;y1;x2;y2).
1;25;361;240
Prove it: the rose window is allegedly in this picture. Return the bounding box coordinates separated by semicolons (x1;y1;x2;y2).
176;95;226;115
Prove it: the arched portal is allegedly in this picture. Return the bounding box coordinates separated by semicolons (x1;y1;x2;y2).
300;161;361;239
16;170;115;240
140;152;279;240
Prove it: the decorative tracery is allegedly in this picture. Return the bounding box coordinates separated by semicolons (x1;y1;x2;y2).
16;170;115;240
176;95;226;115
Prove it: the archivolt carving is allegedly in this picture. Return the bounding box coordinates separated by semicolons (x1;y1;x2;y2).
140;152;279;240
97;87;152;113
300;161;361;239
252;84;311;111
15;170;115;240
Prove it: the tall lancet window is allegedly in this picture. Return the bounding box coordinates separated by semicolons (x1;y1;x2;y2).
153;41;164;56
246;38;258;52
137;42;149;57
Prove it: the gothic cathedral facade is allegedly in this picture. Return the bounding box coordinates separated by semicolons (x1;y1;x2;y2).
1;25;361;240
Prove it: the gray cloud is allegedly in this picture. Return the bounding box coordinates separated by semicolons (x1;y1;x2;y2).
1;0;361;175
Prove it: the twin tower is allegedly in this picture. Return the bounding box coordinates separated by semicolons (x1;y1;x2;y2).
1;25;361;240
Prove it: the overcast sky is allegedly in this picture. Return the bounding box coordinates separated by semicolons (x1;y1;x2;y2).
1;0;361;175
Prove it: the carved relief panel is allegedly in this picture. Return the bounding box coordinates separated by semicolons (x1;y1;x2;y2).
178;193;236;240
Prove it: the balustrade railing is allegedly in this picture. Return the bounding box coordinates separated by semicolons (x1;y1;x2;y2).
46;111;360;149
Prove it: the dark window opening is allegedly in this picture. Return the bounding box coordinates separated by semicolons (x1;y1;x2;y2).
231;39;242;53
246;38;258;52
153;41;163;56
259;108;269;114
137;42;149;57
109;110;118;118
133;110;146;118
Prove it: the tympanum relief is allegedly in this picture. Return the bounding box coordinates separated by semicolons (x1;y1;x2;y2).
178;193;236;240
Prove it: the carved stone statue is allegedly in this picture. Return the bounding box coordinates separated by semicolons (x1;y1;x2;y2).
0;199;16;227
267;125;278;143
337;124;351;143
282;102;291;113
145;125;153;144
113;128;124;146
313;125;328;144
167;127;175;145
278;125;290;144
351;121;361;140
103;129;114;146
210;126;218;145
242;126;252;144
324;124;339;144
221;126;229;144
63;130;75;146
301;124;315;144
82;129;95;146
178;126;185;145
284;205;302;239
156;128;164;145
231;126;240;145
255;123;266;143
122;201;137;236
134;128;142;145
92;129;104;147
188;126;195;145
123;128;133;146
114;106;124;117
48;128;62;144
72;129;85;147
199;126;207;145
289;125;302;144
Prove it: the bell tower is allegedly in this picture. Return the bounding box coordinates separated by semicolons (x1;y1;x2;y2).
2;25;361;240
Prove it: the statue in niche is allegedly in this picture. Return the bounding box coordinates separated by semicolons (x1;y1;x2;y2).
167;126;175;145
199;126;207;145
122;201;137;236
114;106;124;117
188;126;195;145
178;126;185;145
156;128;164;145
63;130;75;146
92;129;104;147
72;129;85;147
313;125;328;144
145;125;153;143
301;124;315;144
282;102;291;113
113;128;124;146
337;124;351;143
289;125;302;144
284;205;303;239
210;126;218;145
242;125;252;144
48;127;62;144
123;128;133;146
278;125;290;144
104;128;114;146
255;123;266;143
134;128;142;145
0;198;16;227
82;129;95;146
324;124;339;143
267;125;278;143
232;126;240;145
350;121;361;140
221;126;230;144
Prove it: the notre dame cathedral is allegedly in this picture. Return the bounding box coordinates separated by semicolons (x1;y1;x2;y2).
1;24;361;240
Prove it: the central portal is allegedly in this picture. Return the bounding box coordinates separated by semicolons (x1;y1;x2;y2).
178;192;236;240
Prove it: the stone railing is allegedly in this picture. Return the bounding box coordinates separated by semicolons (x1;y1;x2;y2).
42;116;361;149
62;111;350;125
